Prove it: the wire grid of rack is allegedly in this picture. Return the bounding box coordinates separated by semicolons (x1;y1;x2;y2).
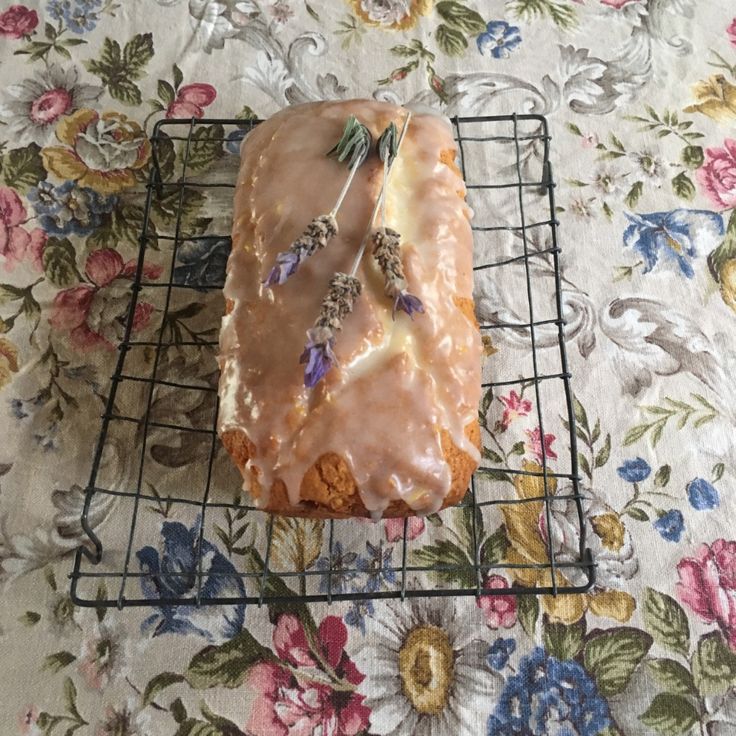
70;112;595;609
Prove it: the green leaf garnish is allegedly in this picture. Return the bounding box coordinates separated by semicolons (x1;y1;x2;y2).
327;115;372;167
378;121;398;165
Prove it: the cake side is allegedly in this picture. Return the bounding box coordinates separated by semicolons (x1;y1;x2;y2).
217;100;481;518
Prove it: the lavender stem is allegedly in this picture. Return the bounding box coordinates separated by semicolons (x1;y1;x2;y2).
380;156;388;230
329;156;363;218
349;111;412;279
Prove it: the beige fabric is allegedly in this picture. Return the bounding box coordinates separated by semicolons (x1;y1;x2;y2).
2;1;736;734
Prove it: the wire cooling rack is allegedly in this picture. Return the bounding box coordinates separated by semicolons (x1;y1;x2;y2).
70;113;595;609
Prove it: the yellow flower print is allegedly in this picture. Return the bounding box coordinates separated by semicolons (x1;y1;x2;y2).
0;337;19;390
482;334;498;356
502;462;638;624
42;109;151;195
349;0;433;31
683;75;736;121
719;259;736;313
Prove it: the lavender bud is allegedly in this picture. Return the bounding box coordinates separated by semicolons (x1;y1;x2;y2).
371;227;424;320
393;291;425;320
264;215;338;286
300;331;337;389
301;272;362;388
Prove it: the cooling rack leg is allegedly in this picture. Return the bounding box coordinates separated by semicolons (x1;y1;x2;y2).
69;486;104;606
582;547;596;591
79;484;103;564
150;119;165;199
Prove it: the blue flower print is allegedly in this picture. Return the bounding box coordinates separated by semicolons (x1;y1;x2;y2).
477;21;522;59
136;519;245;642
687;477;720;510
34;422;59;451
356;541;396;593
47;0;72;21
344;599;374;634
654;509;685;542
172;237;230;288
9;398;28;419
623;209;724;279
314;541;358;595
28;181;115;237
487;647;611;736
487;638;516;670
225;129;247;155
617;457;651;483
61;0;103;33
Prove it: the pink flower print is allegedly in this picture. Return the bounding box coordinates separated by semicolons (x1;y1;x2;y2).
677;539;736;651
0;5;38;39
18;705;41;736
581;132;599;149
78;621;128;690
727;17;736;47
383;516;425;543
49;248;162;350
269;0;294;25
477;574;518;628
697;138;736;209
246;663;369;736
498;390;532;431
273;613;317;667
245;614;370;736
525;427;558;463
166;83;217;119
30;87;73;126
0;186;46;271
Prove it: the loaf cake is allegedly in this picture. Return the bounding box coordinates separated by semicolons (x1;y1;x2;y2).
218;99;481;518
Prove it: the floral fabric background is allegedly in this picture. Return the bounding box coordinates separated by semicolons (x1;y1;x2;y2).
2;0;736;734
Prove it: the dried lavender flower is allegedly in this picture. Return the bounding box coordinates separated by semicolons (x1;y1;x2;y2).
301;272;361;388
393;291;424;319
300;332;337;389
264;214;337;286
372;227;424;319
265;117;372;287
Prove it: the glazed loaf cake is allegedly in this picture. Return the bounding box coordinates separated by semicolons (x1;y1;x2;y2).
218;99;481;518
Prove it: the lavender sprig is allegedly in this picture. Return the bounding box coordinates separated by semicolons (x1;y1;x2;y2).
301;272;362;388
264;117;371;287
264;214;337;286
348;112;412;279
372;227;424;319
370;116;423;319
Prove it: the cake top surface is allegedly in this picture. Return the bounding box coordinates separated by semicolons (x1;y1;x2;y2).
219;99;480;515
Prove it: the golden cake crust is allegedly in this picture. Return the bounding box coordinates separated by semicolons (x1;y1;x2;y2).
221;423;480;518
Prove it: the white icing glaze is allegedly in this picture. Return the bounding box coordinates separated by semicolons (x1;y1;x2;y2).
218;100;481;514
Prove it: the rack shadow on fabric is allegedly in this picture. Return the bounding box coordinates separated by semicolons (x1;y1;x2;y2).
70;113;595;609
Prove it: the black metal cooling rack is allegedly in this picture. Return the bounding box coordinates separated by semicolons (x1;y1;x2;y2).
70;112;595;609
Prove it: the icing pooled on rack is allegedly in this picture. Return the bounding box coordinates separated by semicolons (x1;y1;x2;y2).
218;100;480;516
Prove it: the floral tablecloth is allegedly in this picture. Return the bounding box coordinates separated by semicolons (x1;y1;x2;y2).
2;1;736;734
